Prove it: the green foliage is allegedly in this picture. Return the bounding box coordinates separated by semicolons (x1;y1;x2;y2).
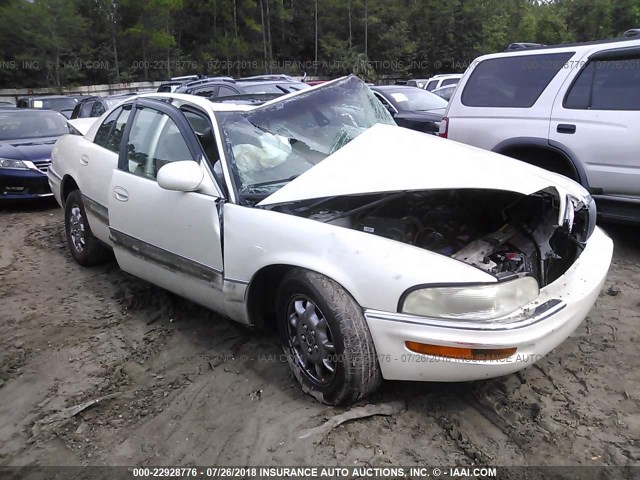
0;0;639;87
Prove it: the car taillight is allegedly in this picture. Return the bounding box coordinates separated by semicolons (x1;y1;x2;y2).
439;117;448;138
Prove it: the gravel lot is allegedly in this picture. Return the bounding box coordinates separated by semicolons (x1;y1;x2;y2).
1;200;639;468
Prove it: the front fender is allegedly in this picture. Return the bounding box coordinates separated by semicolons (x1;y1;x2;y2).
223;204;495;313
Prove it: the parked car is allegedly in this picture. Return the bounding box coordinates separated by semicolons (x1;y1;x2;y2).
441;29;640;222
17;95;77;119
1;109;70;200
432;84;456;101
0;101;16;109
370;85;448;135
424;74;463;91
70;94;138;119
394;79;430;88
48;75;612;405
175;76;309;98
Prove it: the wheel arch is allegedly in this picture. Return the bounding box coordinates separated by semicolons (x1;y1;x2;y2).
60;175;80;206
245;263;360;329
492;137;589;188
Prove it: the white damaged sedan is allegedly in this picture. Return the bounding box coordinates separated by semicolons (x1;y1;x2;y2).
48;76;613;405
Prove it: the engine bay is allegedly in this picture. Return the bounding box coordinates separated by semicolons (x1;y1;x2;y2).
275;189;590;287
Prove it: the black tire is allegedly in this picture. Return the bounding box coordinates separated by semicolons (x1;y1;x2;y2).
64;190;111;266
277;268;382;405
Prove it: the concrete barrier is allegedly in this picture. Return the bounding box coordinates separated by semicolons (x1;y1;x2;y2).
0;81;163;104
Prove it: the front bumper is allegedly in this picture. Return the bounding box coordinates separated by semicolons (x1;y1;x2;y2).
0;168;52;200
364;226;613;382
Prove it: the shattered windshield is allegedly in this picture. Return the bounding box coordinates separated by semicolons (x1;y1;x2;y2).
215;75;395;198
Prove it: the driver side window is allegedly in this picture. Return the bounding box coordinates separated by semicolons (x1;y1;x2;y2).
125;107;194;180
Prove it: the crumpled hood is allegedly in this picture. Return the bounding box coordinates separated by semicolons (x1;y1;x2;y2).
0;137;58;162
258;123;586;207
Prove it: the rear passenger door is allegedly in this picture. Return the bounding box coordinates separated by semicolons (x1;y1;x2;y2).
550;49;640;196
78;104;132;242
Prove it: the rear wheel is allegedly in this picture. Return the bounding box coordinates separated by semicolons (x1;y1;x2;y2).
64;190;111;266
277;268;382;405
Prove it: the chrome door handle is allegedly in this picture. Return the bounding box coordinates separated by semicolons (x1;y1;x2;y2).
113;187;129;202
80;154;89;166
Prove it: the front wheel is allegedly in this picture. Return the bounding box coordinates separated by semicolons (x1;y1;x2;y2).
277;268;382;405
64;190;111;266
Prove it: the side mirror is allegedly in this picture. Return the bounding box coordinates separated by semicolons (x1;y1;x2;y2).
157;160;204;192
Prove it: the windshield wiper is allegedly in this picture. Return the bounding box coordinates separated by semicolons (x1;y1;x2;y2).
245;174;300;189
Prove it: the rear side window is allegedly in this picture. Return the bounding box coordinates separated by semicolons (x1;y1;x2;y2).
462;52;574;108
565;57;640;110
94;105;131;153
441;78;459;86
243;84;284;94
94;107;121;148
218;86;238;97
426;80;438;91
193;85;219;97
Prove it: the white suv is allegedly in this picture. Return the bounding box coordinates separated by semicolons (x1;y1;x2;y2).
441;31;640;222
424;74;462;91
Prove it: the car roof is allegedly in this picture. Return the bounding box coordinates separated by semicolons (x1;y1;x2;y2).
235;80;304;87
131;92;254;111
0;108;65;116
236;74;296;81
471;34;640;65
504;32;640;52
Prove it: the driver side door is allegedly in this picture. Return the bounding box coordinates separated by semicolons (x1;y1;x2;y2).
107;98;226;311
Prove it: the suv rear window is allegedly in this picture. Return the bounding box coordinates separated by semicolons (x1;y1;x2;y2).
462;52;574;108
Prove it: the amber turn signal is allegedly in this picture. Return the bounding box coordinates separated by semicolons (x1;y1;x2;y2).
405;341;517;361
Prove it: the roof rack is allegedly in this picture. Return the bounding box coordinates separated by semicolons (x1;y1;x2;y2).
429;73;462;79
236;74;295;82
182;76;235;88
503;30;640;52
506;42;545;51
170;74;203;81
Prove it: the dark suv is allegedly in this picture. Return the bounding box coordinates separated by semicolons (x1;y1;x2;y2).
175;75;309;98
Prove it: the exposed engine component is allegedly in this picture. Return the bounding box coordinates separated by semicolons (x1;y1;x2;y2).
292;189;589;287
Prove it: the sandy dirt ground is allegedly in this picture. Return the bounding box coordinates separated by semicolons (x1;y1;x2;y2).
1;200;639;469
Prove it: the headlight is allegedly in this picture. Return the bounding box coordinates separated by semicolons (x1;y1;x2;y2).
0;158;29;170
400;277;539;321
